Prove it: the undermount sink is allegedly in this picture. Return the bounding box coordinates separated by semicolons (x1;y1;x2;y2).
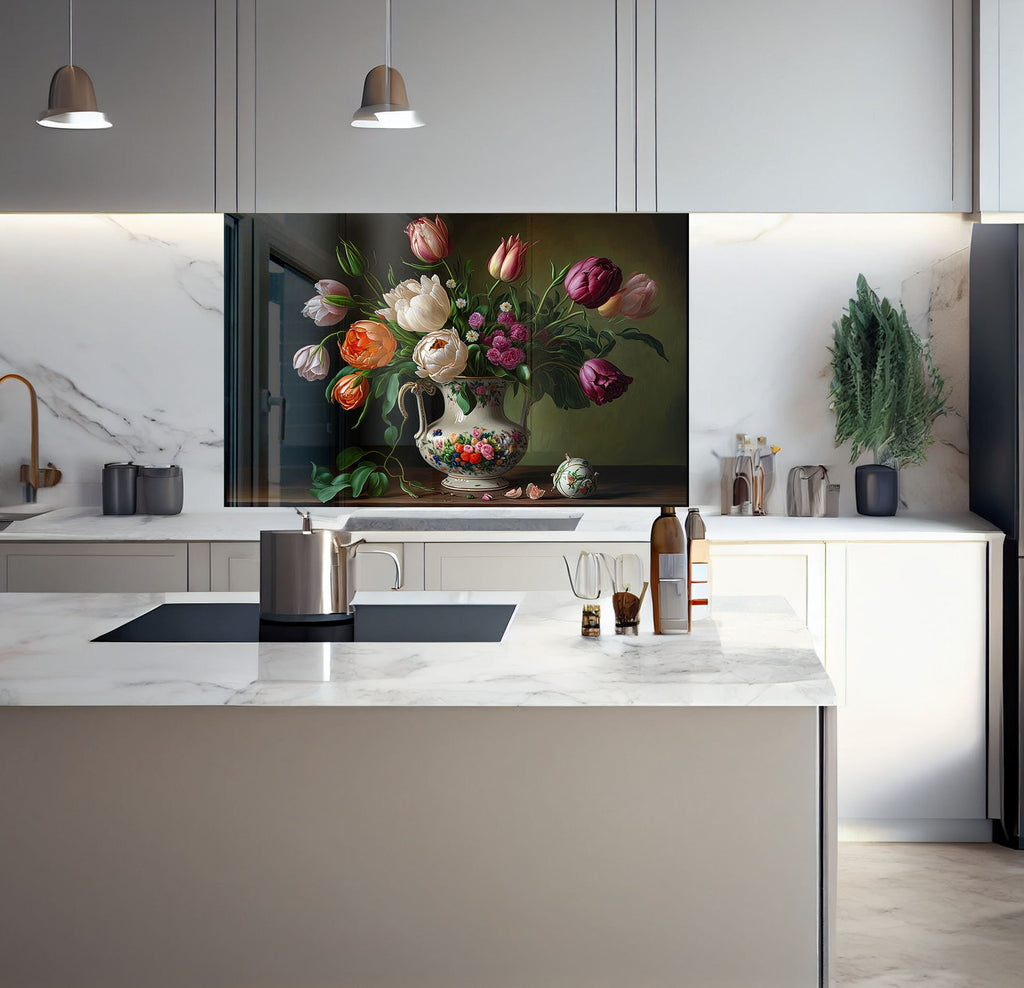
93;601;516;644
342;511;583;532
0;504;57;522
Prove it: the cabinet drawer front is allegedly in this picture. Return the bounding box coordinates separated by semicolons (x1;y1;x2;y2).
4;544;188;593
425;542;648;592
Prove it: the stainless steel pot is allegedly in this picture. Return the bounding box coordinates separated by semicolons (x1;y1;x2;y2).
259;511;401;620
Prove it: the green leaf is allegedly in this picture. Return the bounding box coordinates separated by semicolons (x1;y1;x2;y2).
368;470;389;498
402;258;442;272
455;389;474;415
383;372;400;415
515;362;530;384
384;424;399;446
619;327;669;362
350;462;377;498
336;446;365;471
321;294;358;308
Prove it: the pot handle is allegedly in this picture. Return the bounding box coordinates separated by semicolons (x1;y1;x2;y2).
335;536;403;591
355;548;403;590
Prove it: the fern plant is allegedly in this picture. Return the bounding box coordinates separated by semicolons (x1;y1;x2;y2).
829;274;946;466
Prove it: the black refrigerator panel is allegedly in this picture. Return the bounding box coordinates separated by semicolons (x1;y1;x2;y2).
996;547;1024;848
969;223;1021;540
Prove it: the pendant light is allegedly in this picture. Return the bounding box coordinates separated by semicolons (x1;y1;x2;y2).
351;0;423;129
37;0;112;129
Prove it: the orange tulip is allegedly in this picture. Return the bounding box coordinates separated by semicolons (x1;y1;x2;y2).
330;373;369;410
339;319;397;369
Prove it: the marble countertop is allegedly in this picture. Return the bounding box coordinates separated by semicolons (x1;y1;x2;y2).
0;505;1003;544
0;590;835;708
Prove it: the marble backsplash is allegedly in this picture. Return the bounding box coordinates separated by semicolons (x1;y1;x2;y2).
0;214;224;510
688;213;974;515
0;212;973;515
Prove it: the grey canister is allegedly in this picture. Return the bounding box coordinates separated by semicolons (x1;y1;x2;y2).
102;462;137;515
136;465;184;515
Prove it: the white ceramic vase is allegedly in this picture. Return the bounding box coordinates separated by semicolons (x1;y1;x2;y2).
401;377;529;491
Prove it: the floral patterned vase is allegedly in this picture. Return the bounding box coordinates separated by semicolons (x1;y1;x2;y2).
402;377;529;491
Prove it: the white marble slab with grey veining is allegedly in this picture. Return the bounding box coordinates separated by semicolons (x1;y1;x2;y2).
0;505;1002;543
0;590;835;708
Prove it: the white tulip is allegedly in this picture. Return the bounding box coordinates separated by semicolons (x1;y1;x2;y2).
413;328;468;385
381;274;450;334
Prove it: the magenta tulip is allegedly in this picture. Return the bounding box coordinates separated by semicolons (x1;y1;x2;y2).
405;215;451;264
579;358;633;406
564;257;623;309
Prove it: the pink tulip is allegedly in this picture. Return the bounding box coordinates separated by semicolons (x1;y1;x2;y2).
564;257;622;309
293;344;330;381
405;215;451;264
579;357;633;406
488;234;534;282
301;280;351;327
619;271;658;319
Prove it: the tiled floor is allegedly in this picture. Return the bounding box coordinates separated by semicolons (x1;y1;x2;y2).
836;843;1024;986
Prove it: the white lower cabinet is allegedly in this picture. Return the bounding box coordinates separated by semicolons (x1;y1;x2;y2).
835;541;990;841
708;543;826;657
424;542;649;591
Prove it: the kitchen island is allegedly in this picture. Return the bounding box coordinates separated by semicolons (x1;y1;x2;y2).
0;591;835;988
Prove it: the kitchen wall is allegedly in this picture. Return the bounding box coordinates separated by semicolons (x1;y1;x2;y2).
0;214;223;509
689;213;973;515
0;212;972;514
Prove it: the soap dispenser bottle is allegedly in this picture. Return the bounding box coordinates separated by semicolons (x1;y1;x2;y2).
651;506;687;634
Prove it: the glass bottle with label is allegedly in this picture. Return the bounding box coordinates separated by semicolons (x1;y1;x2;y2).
651;505;687;634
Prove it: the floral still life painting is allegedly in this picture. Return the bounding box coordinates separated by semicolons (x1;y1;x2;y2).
288;213;687;506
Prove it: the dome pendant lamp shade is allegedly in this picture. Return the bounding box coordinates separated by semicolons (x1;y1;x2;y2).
351;65;423;129
37;65;112;129
36;0;112;130
351;0;423;129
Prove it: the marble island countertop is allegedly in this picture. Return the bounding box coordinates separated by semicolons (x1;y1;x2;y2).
0;590;835;707
0;504;1003;543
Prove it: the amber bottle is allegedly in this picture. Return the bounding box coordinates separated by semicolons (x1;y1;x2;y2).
651;506;687;634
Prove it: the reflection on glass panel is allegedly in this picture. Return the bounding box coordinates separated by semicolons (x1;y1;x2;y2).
265;258;340;503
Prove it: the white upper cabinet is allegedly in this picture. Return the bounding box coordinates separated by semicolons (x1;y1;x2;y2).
0;0;216;212
977;0;1024;212
247;0;617;212
655;0;972;212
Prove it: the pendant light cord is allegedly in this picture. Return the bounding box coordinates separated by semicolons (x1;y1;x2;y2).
384;0;391;107
69;0;74;66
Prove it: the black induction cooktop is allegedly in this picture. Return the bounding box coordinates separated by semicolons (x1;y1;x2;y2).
92;602;516;644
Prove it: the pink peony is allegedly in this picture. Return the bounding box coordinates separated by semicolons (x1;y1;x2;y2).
468;312;485;330
491;333;509;352
579;357;633;405
499;346;525;370
496;311;515;325
480;443;495;460
509;323;529;343
472;428;482;439
486;347;502;364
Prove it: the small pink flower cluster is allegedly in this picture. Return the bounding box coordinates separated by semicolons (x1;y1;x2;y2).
478;317;529;371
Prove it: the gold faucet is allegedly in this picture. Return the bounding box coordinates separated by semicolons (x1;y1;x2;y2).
0;374;61;503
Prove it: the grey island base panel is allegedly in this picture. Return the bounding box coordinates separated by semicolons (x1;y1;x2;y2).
0;705;834;988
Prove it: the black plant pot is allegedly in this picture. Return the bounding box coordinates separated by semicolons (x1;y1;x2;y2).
855;464;898;516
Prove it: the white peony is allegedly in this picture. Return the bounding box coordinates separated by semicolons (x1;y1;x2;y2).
412;328;468;385
379;274;450;334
